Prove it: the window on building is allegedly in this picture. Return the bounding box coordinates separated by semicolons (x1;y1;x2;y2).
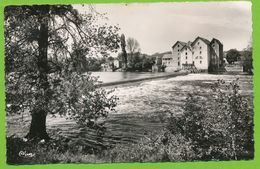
178;62;180;66
185;52;187;55
200;60;202;64
200;56;203;59
186;61;188;64
198;42;200;45
178;49;180;52
212;44;215;47
200;51;202;54
186;56;187;59
200;46;202;49
177;44;179;47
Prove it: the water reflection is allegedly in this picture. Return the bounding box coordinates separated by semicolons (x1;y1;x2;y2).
90;72;171;83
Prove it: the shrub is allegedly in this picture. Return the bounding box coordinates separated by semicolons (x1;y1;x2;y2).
101;130;195;162
167;79;254;160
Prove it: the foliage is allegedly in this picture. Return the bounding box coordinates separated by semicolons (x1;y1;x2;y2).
4;5;120;139
123;53;155;72
6;136;106;164
241;48;253;74
226;49;241;64
7;130;194;164
86;57;106;71
120;34;127;69
126;37;140;55
102;131;194;162
6;68;119;130
48;70;119;129
167;79;254;160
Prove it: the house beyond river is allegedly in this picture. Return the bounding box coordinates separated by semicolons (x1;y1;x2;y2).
161;36;224;72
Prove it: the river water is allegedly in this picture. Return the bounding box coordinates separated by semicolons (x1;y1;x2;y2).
46;73;253;150
7;73;254;151
90;72;174;83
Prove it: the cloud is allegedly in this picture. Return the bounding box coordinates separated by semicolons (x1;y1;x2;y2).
75;1;252;54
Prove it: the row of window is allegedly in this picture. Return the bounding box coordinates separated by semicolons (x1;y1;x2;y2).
175;60;204;67
162;58;172;60
177;56;203;60
176;50;202;55
195;56;203;59
163;61;171;65
177;46;202;52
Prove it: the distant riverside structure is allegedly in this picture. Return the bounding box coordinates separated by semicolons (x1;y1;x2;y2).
101;58;122;72
161;36;224;72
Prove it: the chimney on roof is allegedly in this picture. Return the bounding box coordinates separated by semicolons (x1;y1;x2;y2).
187;41;192;47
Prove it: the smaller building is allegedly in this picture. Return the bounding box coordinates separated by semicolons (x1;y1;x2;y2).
162;54;176;72
113;59;122;69
152;56;163;72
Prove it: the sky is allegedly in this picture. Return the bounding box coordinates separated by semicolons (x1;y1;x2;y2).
75;2;252;55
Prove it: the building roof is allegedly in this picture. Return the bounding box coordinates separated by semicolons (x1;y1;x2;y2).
172;41;187;49
210;38;223;46
162;53;173;58
191;36;211;46
180;41;193;51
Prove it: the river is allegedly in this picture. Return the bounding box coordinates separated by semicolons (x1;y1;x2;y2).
6;73;254;152
90;72;176;83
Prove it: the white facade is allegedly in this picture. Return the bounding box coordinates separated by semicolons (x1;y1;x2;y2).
192;38;210;70
113;59;120;68
171;41;186;71
180;46;193;67
164;37;223;72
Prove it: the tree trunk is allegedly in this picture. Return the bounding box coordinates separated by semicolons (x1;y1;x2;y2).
25;5;50;141
26;110;50;140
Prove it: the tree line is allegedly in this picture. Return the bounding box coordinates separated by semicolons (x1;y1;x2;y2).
66;35;156;72
225;45;253;74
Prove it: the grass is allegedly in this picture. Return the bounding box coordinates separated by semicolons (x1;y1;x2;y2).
6;129;194;164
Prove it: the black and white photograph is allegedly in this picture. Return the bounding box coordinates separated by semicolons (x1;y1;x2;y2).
4;1;254;164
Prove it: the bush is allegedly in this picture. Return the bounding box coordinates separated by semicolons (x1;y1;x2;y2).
101;130;195;162
166;79;254;160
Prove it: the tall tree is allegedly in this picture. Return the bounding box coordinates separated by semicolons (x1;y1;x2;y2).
120;34;127;69
5;5;120;140
226;49;240;64
126;37;140;55
241;39;253;74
